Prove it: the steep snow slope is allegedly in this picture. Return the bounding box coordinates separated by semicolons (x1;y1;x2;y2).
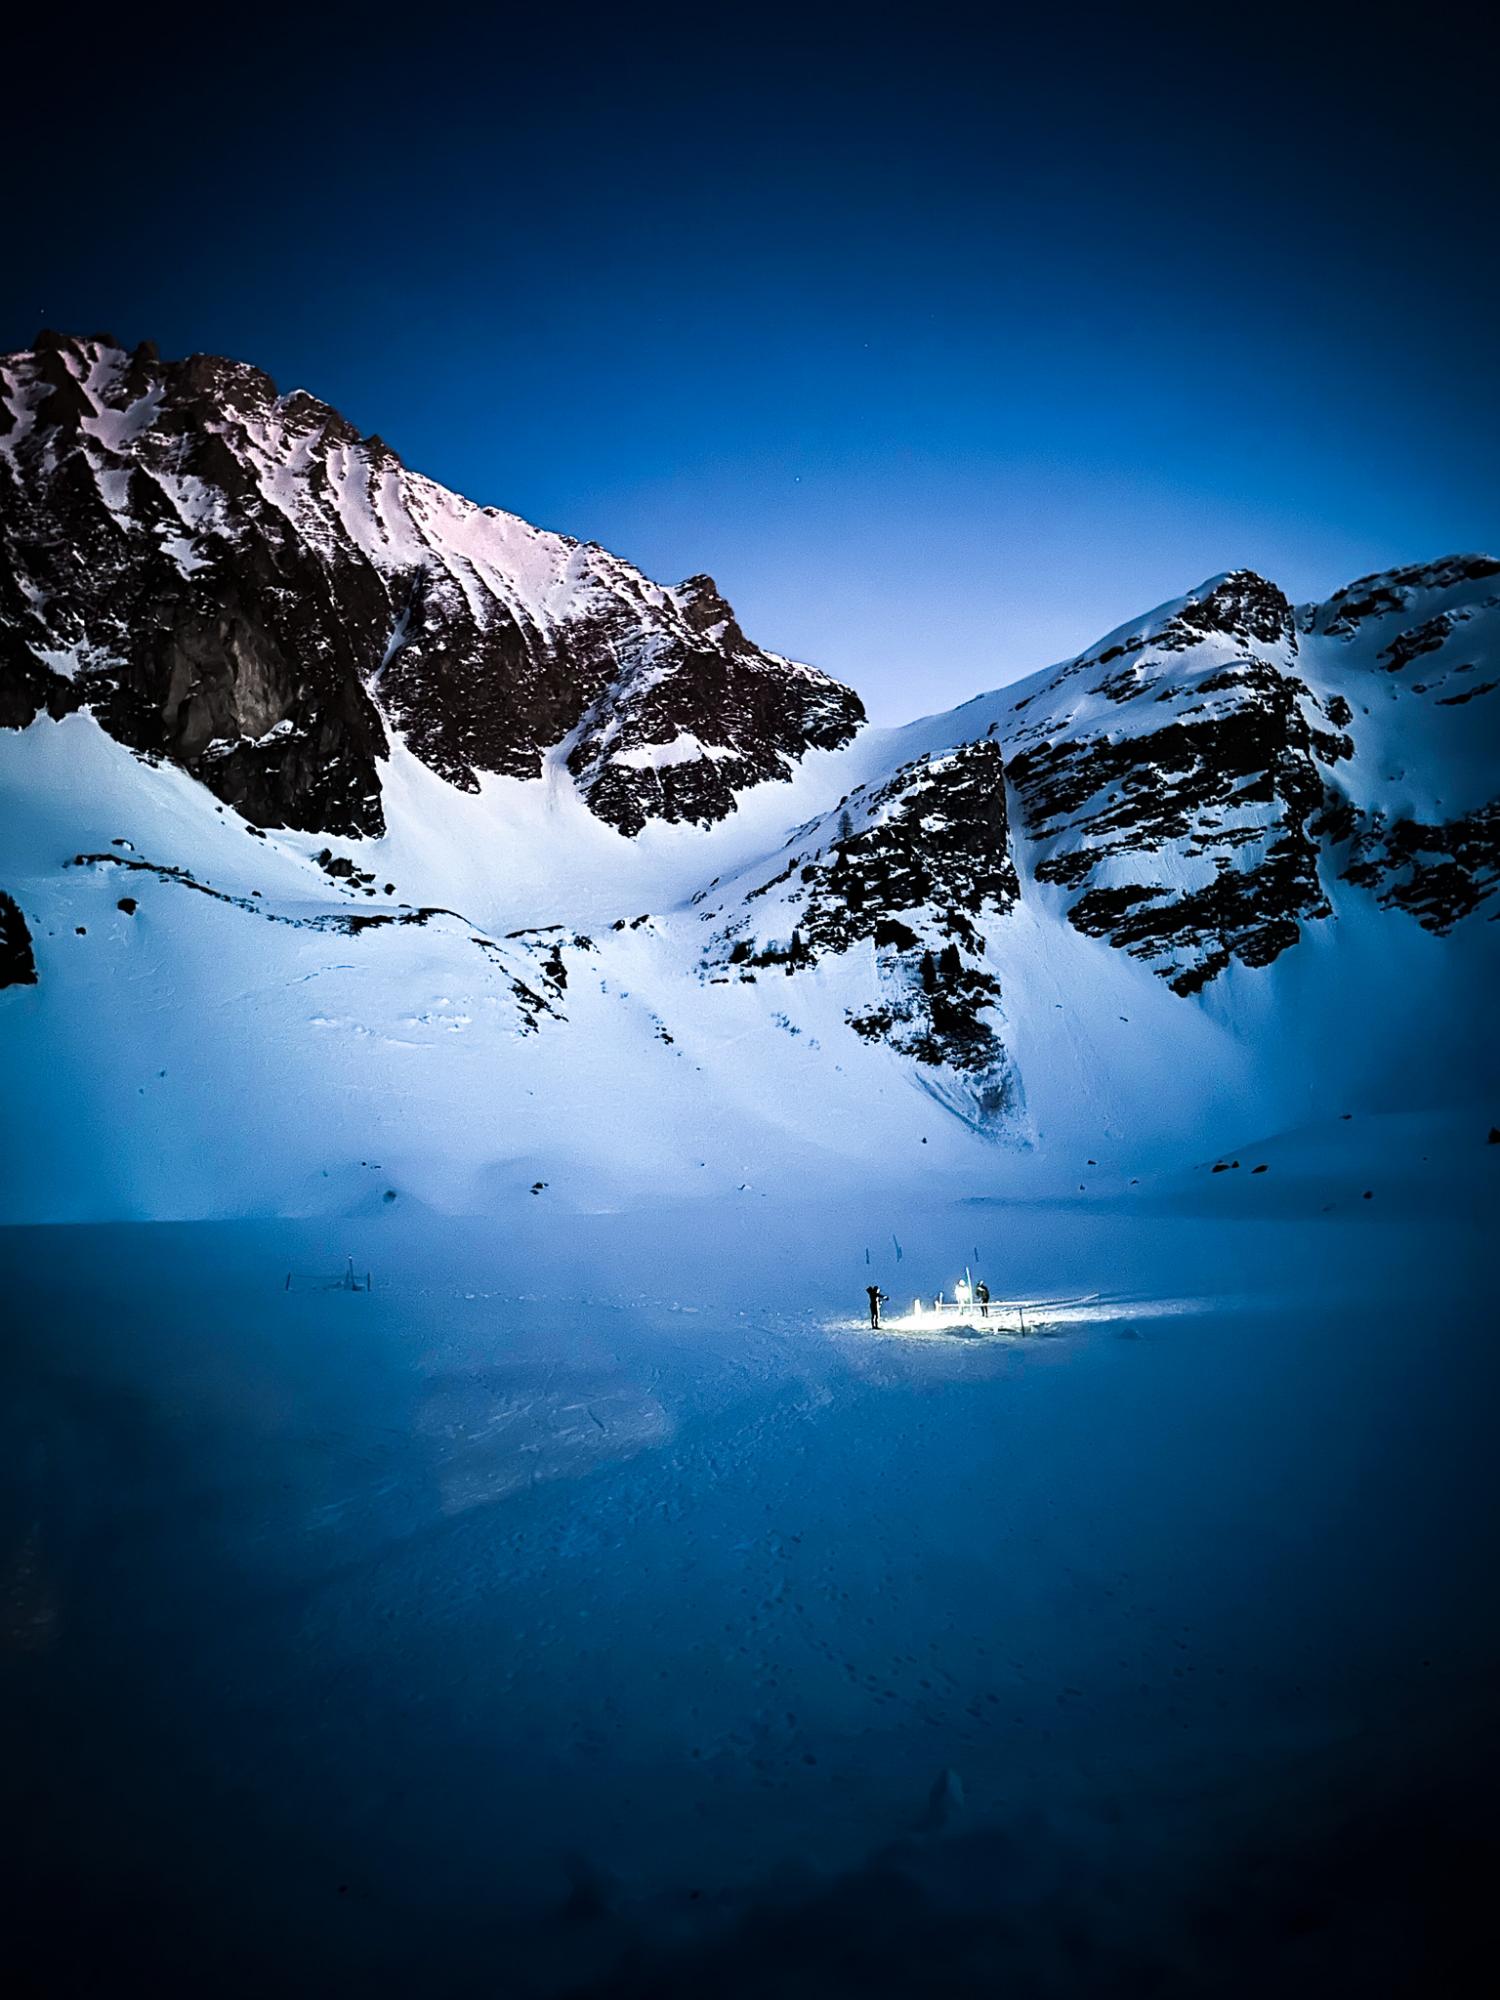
2;552;1494;1222
0;715;1010;1220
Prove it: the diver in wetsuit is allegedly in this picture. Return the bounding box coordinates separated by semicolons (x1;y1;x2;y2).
975;1281;990;1319
866;1285;887;1328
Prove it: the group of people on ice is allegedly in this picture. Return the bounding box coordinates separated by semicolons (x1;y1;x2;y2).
865;1278;990;1329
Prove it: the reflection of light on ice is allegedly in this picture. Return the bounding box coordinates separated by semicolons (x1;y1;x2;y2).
872;1290;1228;1339
864;1296;1240;1344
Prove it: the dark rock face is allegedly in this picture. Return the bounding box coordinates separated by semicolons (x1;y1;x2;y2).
0;334;862;837
795;738;1018;963
0;336;391;834
1342;803;1500;933
1377;611;1462;674
844;948;1008;1078
1307;554;1500;638
0;890;36;986
1009;611;1344;993
563;577;864;837
1000;557;1499;989
706;739;1020;1097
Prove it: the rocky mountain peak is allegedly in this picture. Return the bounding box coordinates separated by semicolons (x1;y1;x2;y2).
0;333;864;839
998;552;1495;995
1166;569;1295;650
670;573;744;644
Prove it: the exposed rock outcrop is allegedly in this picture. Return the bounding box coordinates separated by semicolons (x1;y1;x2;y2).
0;890;36;986
699;738;1021;1121
1007;578;1348;993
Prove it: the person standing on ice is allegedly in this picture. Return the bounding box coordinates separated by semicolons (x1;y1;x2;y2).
866;1284;887;1329
975;1281;990;1319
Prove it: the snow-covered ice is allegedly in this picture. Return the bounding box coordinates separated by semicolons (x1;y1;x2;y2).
3;1122;1495;1995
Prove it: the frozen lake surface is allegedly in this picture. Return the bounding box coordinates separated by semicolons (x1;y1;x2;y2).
3;1133;1497;1995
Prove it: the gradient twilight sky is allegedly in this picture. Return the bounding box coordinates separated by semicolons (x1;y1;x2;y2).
11;2;1497;720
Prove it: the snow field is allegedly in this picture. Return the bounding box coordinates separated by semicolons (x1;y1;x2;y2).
3;1131;1495;1993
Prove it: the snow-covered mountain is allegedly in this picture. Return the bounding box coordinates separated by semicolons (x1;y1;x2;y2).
0;332;862;836
1;334;1496;1220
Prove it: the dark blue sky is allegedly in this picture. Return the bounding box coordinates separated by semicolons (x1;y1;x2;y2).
12;2;1496;718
